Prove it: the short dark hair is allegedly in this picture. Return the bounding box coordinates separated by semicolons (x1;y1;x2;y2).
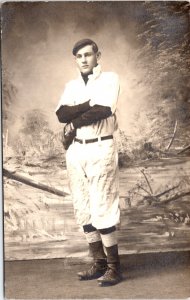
72;38;98;56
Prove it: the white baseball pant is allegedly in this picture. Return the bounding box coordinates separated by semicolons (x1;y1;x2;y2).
66;138;120;229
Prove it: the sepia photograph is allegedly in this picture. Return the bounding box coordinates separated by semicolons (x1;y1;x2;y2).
1;1;190;299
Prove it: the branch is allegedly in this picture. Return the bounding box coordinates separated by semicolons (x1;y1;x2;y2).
137;183;153;197
3;168;69;197
166;120;178;151
140;169;154;195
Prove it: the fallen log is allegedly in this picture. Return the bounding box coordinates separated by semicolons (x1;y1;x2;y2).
3;168;69;197
177;144;190;154
155;185;179;198
155;191;190;205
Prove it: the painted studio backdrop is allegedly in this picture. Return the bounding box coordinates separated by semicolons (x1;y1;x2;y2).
2;1;190;260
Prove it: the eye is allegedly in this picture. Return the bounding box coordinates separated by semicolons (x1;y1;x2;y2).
85;52;92;57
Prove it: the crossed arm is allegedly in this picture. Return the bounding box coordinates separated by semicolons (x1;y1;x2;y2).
56;101;112;128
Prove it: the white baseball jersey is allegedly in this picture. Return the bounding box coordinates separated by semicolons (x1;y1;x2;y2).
56;64;120;139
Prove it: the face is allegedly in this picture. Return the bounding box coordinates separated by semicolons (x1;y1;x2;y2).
75;45;101;75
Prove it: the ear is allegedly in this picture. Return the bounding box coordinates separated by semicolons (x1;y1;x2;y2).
96;51;101;61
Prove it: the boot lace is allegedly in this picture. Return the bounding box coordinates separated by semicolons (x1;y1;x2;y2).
102;267;116;279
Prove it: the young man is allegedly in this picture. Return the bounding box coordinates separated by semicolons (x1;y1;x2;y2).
55;39;122;286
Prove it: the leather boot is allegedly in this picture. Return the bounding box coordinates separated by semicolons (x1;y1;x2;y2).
97;244;122;286
77;241;107;280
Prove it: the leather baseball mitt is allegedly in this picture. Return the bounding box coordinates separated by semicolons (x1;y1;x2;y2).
62;123;76;150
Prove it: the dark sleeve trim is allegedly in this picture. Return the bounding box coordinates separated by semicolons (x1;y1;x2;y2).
72;105;112;129
56;100;91;123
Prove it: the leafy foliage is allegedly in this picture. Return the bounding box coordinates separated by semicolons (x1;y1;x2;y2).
118;2;190;159
12;109;64;159
2;68;18;126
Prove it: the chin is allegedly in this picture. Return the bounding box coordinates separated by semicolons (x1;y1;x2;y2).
81;70;91;75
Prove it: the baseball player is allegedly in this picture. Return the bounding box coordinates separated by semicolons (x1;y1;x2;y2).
55;39;122;286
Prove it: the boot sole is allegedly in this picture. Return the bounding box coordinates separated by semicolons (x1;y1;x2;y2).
98;280;121;287
78;272;106;281
78;276;101;281
98;276;122;287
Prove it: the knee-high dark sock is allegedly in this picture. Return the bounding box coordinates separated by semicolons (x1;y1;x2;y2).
99;226;120;268
97;226;122;285
83;224;106;261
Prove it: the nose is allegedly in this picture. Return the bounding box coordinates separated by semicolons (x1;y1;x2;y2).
81;55;87;64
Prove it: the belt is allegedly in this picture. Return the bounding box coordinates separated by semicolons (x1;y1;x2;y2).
74;135;113;144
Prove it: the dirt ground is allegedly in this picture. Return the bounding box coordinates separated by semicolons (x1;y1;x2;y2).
4;251;190;299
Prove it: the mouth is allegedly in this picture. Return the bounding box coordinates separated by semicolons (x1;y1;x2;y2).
82;65;89;68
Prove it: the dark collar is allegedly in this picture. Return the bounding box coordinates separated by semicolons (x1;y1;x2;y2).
81;72;92;84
